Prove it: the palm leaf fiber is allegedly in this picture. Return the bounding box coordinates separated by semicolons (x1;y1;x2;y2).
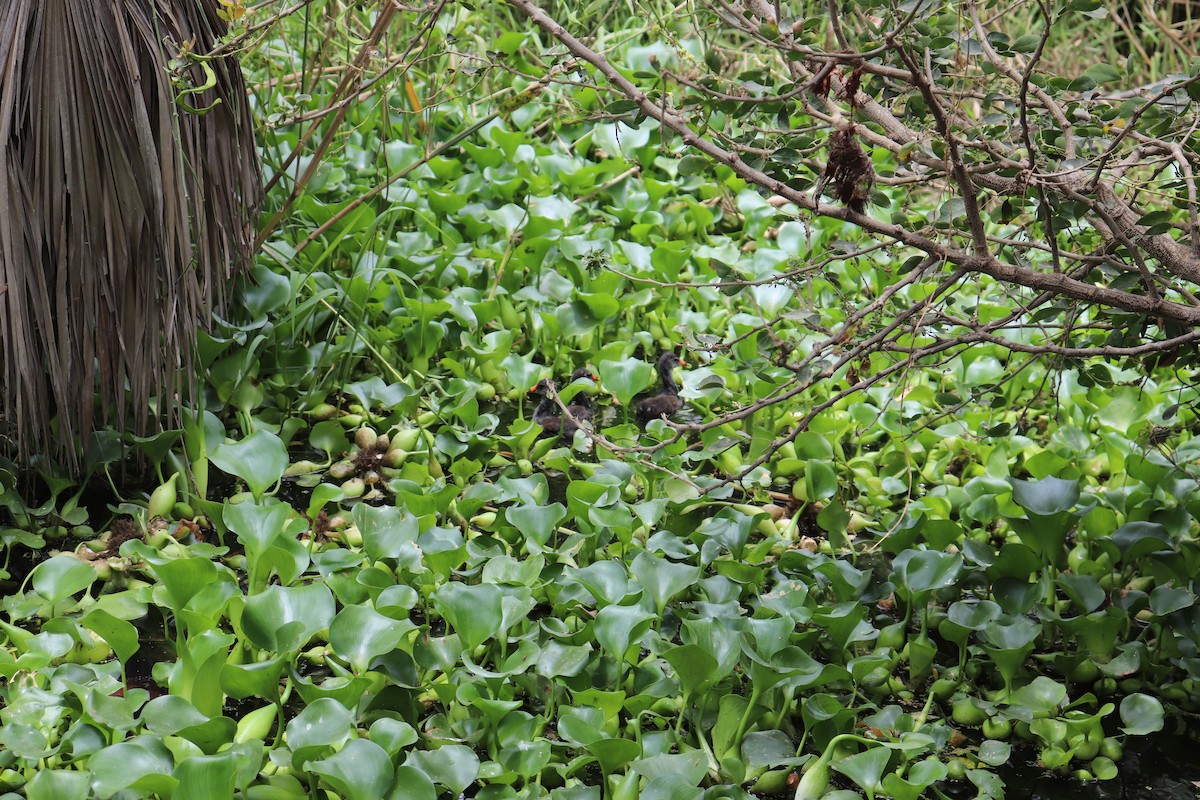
0;0;261;469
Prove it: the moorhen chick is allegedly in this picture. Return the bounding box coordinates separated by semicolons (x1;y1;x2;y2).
530;369;597;437
636;352;686;425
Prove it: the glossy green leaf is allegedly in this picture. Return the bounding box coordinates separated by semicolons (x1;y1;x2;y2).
832;745;892;797
31;555;97;606
598;357;656;407
499;739;553;778
1058;573;1105;614
663;643;719;699
593;604;655;663
507;501;567;549
353;503;420;562
1150;585;1195;616
310;739;394;800
977;740;1011;766
1109;522;1173;561
806;459;838;502
286;698;355;766
1008;475;1079;515
893;550;962;598
26;770;90;800
370;719;418;757
1120;693;1164;735
587;737;642;774
223;499;296;590
431;582;503;651
173;751;243;800
241;583;335;652
80;608;139;664
386;765;437;800
88;738;176;797
210;430;288;499
568;560;630;608
404;745;480;796
1006;676;1068;717
329;604;414;672
630;552;699;614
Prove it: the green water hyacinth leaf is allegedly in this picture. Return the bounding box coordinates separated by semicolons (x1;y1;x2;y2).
746;644;849;692
500;739;553;778
80;608;139;664
352;502;419;562
632;751;710;784
500;354;540;395
1029;718;1068;746
594;604;655;663
1057;573;1106;613
1005;676;1068;718
558;297;615;336
224;498;296;592
881;758;948;800
310;739;394;800
640;778;702;800
122;541;219;614
309;419;348;455
222;654;287;700
537;640;594;679
806;459;838;501
344;376;412;411
630;552;699;614
1150;585;1195;616
387;765;437;800
173;627;236;717
241;263;291;317
129;429;184;469
981;616;1045;695
507;500;567;549
307;482;344;521
977;740;1012;767
664;643;719;699
588;737;643;775
948;599;1001;628
740;730;804;769
598;357;656;407
832;745;892;800
286;697;355;766
405;745;480;796
1110;521;1173;562
329;604;415;672
981;615;1041;650
745;614;795;658
369;718;418;758
1098;643;1142;677
1008;475;1079;515
25;769;90;800
241;583;335;652
682;616;743;679
210;429;288;499
143;695;236;754
172;750;245;800
892;549;962;599
32;554;97;607
1120;693;1164;735
431;582;503;651
558;706;606;746
88;737;176;798
568;560;630;608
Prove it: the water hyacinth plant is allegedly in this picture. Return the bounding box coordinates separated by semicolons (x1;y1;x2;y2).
0;1;1198;799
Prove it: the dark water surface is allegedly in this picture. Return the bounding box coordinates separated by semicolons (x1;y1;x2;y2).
994;719;1200;800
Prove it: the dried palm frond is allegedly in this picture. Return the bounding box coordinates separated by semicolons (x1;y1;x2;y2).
0;0;261;469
